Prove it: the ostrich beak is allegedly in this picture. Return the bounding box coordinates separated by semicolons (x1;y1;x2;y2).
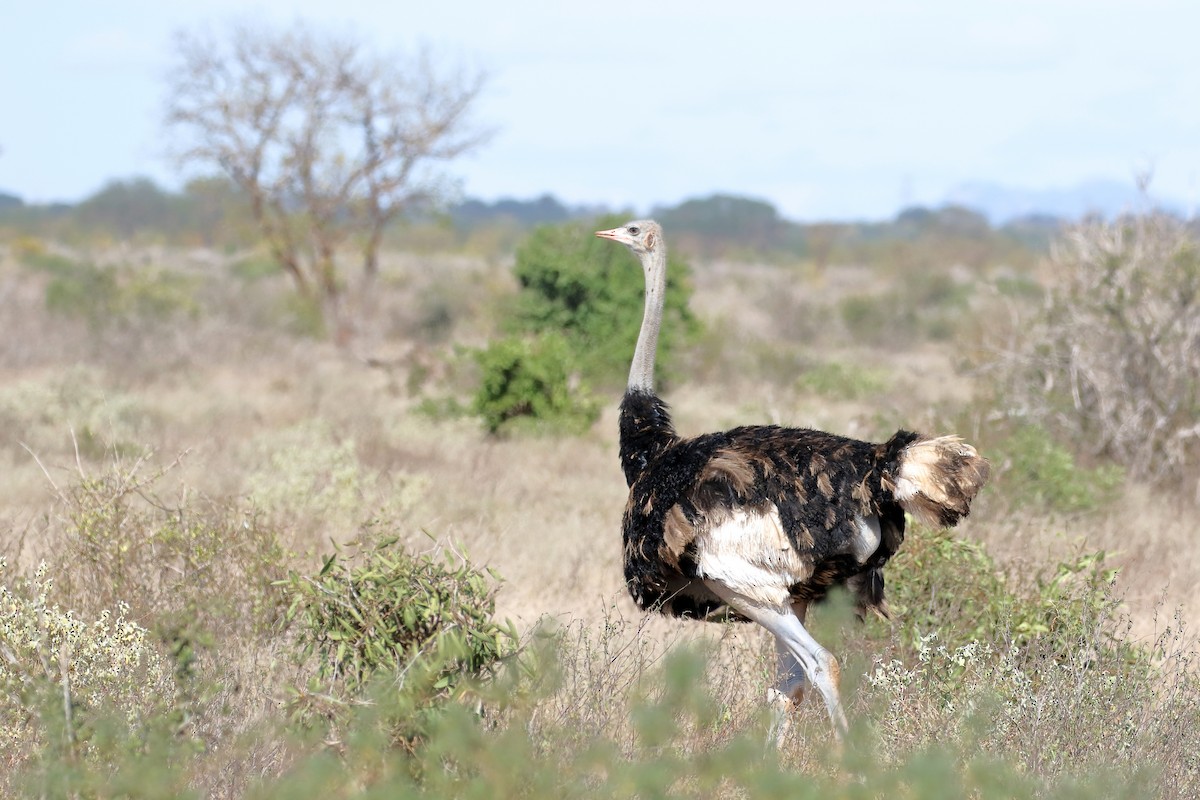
594;227;626;243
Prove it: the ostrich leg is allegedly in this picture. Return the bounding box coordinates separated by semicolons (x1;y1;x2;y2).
708;584;848;741
767;601;813;746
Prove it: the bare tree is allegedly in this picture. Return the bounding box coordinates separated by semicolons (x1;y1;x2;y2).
165;22;488;341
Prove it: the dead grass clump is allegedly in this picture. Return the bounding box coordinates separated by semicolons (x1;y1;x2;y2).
242;420;428;541
0;366;155;462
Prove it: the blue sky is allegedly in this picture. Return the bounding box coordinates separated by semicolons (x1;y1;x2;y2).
3;1;1199;219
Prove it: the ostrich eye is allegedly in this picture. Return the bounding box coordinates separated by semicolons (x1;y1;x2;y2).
628;226;640;235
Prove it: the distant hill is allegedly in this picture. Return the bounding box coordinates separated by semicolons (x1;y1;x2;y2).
945;179;1180;224
0;190;22;211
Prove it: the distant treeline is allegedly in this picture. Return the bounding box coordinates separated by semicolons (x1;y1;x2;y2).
0;176;1065;264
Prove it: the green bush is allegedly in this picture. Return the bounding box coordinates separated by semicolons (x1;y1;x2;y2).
840;272;972;348
0;365;150;459
882;522;1126;657
282;535;516;698
242;646;1149;799
471;333;600;434
988;422;1123;514
19;247;199;326
229;255;283;281
509;215;700;388
861;522;1188;785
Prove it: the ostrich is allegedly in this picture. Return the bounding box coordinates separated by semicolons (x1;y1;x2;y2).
595;219;989;739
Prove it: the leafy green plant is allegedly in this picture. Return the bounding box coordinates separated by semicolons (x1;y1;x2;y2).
471;333;600;434
0;365;150;459
989;422;1123;514
42;462;291;646
247;645;1150;799
840;272;972;348
881;521;1131;665
13;238;79;275
229;255;283;281
508;215;700;388
282;535;516;697
243;421;428;532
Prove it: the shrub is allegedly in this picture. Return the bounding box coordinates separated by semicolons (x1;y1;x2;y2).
249;645;1151;799
471;333;600;434
229;255;282;281
986;211;1200;485
282;535;516;698
53;467;291;639
280;536;516;749
0;559;173;767
0;366;150;459
987;422;1123;514
839;272;972;348
12;238;78;275
861;526;1198;788
19;249;199;327
882;521;1126;657
509;215;700;388
243;420;428;532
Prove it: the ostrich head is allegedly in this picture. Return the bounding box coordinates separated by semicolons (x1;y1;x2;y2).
594;220;662;262
595;220;667;393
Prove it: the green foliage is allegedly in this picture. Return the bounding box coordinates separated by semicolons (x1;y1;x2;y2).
243;421;428;533
797;360;890;400
993;272;1044;300
471;333;600;435
989;423;1124;514
654;193;795;255
276;292;327;338
3;525;1196;796
10;236;76;273
229;255;283;281
282;535;515;698
508;215;700;388
0;176;257;249
862;523;1188;785
18;247;199;327
236;646;1146;798
883;522;1127;659
73;178;180;240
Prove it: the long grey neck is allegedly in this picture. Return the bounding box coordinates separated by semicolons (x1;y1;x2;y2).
628;245;667;393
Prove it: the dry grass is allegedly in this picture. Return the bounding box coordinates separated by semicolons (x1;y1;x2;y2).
2;234;1196;641
0;235;1198;795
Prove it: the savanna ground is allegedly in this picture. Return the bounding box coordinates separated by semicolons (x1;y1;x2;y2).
1;220;1199;797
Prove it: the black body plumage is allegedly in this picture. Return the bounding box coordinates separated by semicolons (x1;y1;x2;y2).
619;389;918;620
